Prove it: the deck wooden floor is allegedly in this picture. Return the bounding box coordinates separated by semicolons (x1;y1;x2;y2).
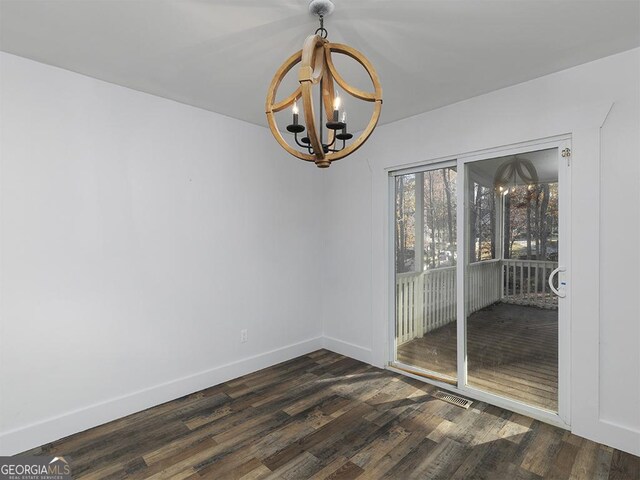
22;350;638;479
397;303;558;411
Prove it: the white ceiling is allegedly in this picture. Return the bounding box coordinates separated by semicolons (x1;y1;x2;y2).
1;0;639;132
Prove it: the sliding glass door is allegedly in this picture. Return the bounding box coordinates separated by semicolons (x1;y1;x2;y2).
464;149;560;412
391;140;569;422
393;165;458;382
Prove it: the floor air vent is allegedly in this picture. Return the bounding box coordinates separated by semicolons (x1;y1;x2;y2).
433;390;473;409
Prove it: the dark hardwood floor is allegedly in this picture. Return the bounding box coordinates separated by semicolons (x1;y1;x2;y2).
23;350;637;479
397;303;558;411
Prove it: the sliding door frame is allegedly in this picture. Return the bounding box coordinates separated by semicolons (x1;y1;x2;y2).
388;134;572;429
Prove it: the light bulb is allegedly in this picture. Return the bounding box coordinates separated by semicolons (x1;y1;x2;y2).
333;96;341;110
292;101;299;115
341;111;347;123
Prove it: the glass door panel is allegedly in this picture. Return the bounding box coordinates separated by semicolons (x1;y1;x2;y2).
394;167;458;381
464;148;559;411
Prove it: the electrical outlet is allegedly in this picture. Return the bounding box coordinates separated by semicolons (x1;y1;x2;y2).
240;329;248;343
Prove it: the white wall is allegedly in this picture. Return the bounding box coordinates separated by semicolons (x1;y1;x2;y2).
0;52;324;455
320;48;640;455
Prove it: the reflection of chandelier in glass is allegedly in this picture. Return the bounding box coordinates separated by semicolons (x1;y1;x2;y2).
494;156;539;192
265;0;383;168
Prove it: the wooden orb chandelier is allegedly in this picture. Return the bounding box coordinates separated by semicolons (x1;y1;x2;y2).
265;0;383;168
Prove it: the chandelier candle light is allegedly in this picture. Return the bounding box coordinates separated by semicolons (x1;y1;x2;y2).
265;0;383;168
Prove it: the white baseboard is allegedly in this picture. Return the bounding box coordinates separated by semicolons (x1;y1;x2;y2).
0;336;323;456
322;336;373;365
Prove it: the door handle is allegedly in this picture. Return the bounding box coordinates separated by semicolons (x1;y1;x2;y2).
549;266;566;298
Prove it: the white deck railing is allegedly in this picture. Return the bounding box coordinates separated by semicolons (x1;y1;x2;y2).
467;259;502;313
396;271;424;345
502;259;559;309
424;266;457;333
396;258;558;345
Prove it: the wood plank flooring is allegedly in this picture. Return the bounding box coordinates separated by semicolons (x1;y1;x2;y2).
22;350;637;479
397;303;558;411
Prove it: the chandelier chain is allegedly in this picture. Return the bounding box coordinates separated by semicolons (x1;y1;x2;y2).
315;15;328;38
